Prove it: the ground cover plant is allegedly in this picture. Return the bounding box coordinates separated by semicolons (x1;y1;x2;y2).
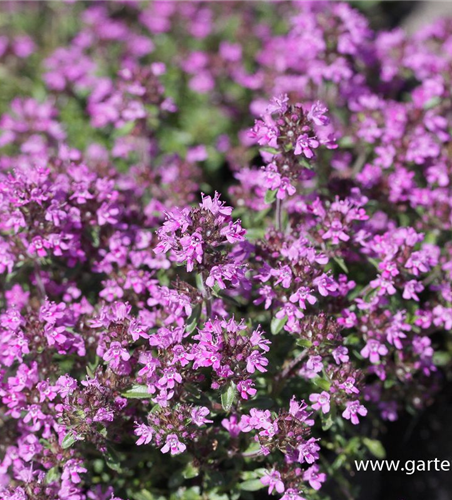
1;2;452;500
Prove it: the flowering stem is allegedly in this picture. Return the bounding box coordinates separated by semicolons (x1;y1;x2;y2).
272;349;308;396
351;149;367;175
242;448;264;458
280;349;309;379
199;272;213;319
205;286;213;319
275;198;283;232
34;262;46;299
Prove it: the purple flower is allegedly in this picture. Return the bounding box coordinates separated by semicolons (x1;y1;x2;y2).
240;409;273;432
267;94;289;115
307;101;330;126
294;133;319;158
201;191;233;217
249;118;279;148
297;438;320;464
281;489;306;500
303;464;326;490
18;435;42;462
338;377;360;395
2;3;452;496
246;350;269;374
237;379;257;400
309;391;331;414
289;287;317;310
403;280;424;301
260;470;285;495
342;400;368;425
370;275;397;296
191;406;213;426
221;415;243;438
322;219;350;244
103;342;130;363
161;434;186;455
360;339;388;364
103;342;131;374
306;355;323;374
313;274;338;297
250;328;271;352
28;236;50;258
158;367;183;389
62;459;88;484
178;232;204;272
254;285;276;309
93;408;114;422
134;423;154;445
332;346;349;364
55;375;78;398
276;177;297;199
289;397;314;426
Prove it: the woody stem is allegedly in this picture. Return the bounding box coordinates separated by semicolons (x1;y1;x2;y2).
276;198;283;232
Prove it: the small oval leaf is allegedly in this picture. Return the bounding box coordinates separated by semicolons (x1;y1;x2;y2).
264;189;277;205
221;383;236;412
61;432;77;449
122;384;151;399
363;438;386;459
240;479;266;492
271;315;287;335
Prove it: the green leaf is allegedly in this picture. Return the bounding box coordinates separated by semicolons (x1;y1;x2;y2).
86;357;101;378
321;412;334;431
61;432;77;449
132;491;156;500
86;365;95;378
253;207;271;223
433;351;451;367
332;453;347;470
45;466;60;484
241;470;261;480
182;462;200;479
242;441;261;457
245;228;266;241
423;96;441;110
114;120;136;137
211;289;241;307
344;436;361;454
271;315;287;335
239;479;266;492
122;384;151;399
313;377;331;391
264;189;277;205
339;136;354;148
105;446;122;472
186;304;202;334
363;438;386;459
260;146;280;155
221;383;236;412
368;257;380;270
299;157;313;169
150;403;161;413
333;256;348;273
296;338;312;348
344;334;360;345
